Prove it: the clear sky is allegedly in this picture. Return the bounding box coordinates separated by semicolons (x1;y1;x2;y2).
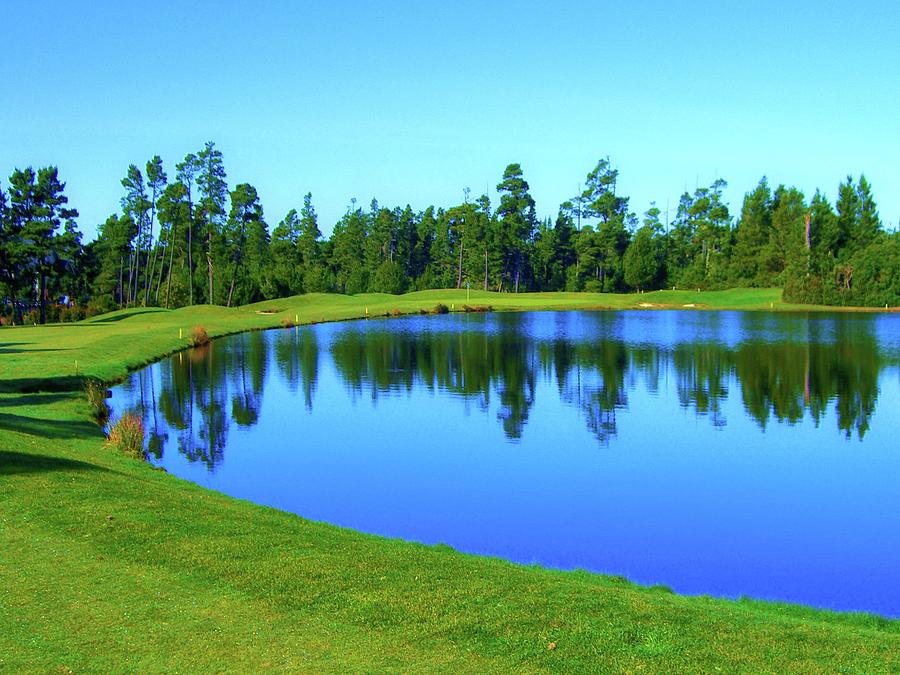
2;1;898;240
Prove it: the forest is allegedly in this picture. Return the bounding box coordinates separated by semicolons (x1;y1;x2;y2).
1;141;898;324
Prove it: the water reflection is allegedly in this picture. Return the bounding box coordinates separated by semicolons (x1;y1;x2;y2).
114;311;894;471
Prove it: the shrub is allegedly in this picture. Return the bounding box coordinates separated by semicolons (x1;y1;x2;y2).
389;308;403;317
280;317;295;328
462;304;493;313
432;303;449;314
106;412;145;459
84;379;110;425
188;325;210;346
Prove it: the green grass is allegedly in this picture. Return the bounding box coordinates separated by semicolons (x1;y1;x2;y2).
1;289;898;672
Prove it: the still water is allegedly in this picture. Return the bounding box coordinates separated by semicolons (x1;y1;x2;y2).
110;311;900;616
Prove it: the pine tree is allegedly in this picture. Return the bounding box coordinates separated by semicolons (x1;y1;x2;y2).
7;167;79;323
730;178;773;285
196;142;228;304
145;155;167;304
224;183;266;306
175;153;200;305
269;209;301;297
623;224;659;292
120;164;149;305
854;175;880;252
495;163;536;292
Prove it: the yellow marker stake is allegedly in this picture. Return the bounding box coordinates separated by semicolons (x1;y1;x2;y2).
179;328;183;339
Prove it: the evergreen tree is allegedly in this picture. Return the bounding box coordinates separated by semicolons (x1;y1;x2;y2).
808;190;837;274
92;213;137;309
495;163;536;292
269;209;301;297
730;178;773;285
833;176;860;261
623;224;659;292
145;155;167;304
581;157;629;225
7;167;79;323
329;206;368;294
0;181;17;311
394;205;420;283
551;204;577;290
224;183;266;306
156;182;191;307
298;192;326;291
474;195;497;291
766;186;807;283
120;164;149;305
854;175;880;252
175;153;200;305
577;158;633;291
196;142;228;304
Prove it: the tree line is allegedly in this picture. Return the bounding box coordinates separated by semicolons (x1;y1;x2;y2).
1;141;897;323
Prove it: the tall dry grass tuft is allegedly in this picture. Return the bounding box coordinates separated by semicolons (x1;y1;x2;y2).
84;379;110;425
432;303;450;314
189;325;210;346
106;412;145;459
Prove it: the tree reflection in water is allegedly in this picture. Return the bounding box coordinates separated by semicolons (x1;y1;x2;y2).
116;312;894;468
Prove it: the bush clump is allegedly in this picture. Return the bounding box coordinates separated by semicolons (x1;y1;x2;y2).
280;317;295;328
188;325;210;346
106;412;145;459
84;379;110;425
432;303;450;314
462;304;493;313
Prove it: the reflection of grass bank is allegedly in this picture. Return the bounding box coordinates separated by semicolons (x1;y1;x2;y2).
0;287;880;393
1;289;898;671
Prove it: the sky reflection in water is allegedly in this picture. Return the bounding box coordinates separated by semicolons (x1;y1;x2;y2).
110;310;900;617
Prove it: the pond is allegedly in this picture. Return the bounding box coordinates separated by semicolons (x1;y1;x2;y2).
109;310;900;617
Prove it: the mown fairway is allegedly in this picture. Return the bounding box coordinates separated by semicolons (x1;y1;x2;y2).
1;289;898;672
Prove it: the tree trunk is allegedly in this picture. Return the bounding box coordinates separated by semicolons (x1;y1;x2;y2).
126;252;135;307
456;243;465;289
133;219;142;305
118;256;124;309
207;222;214;305
154;236;166;304
39;272;46;325
186;190;194;306
226;275;236;308
164;222;177;309
484;248;488;290
145;203;158;305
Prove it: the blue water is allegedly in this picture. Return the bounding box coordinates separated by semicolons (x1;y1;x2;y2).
110;310;900;617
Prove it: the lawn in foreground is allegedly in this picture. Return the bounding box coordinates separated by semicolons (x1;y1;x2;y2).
1;289;898;672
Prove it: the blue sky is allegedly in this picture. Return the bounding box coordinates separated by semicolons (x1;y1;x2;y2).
2;1;898;239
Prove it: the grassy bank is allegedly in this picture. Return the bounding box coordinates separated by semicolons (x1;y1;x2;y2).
1;289;898;672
